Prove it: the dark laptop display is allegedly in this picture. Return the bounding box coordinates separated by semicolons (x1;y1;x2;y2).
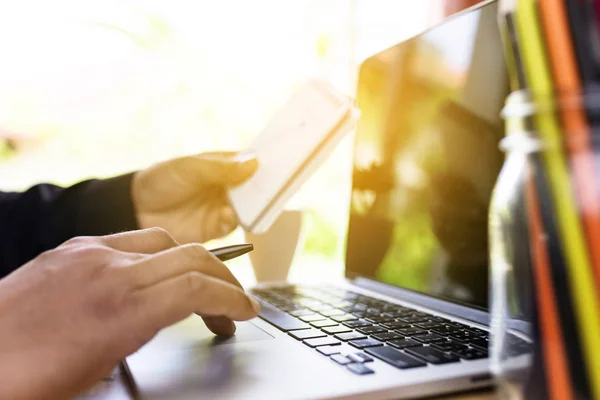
346;1;508;309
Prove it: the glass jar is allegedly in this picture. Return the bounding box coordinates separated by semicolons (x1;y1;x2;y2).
489;90;600;399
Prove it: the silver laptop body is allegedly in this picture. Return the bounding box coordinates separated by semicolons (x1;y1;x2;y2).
125;1;532;398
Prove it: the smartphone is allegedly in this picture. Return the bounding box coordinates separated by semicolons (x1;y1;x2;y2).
228;79;358;233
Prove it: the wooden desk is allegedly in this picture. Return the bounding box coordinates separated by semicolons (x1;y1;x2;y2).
78;367;496;400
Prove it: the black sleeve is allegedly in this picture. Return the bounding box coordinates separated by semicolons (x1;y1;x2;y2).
0;173;139;278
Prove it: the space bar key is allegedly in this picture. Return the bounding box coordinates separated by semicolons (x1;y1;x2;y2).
258;302;310;331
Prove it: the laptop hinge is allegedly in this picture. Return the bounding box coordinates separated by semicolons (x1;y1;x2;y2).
352;277;491;325
351;277;531;335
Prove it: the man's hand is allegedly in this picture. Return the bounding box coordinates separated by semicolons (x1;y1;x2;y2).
132;152;258;243
0;228;259;400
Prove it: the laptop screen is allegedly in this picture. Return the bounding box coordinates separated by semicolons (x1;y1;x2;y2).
345;0;507;310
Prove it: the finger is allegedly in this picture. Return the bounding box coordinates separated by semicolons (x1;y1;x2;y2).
124;235;248;337
171;151;258;187
100;227;179;254
134;272;260;335
127;243;243;289
203;316;237;336
216;206;238;237
200;203;238;241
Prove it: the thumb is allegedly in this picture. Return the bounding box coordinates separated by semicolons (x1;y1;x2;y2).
181;151;259;187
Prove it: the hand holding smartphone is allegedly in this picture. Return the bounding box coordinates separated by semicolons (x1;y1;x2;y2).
228;79;359;233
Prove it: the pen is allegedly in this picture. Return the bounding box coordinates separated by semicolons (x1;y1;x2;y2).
209;243;254;262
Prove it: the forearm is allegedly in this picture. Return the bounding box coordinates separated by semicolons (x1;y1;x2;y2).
0;174;139;277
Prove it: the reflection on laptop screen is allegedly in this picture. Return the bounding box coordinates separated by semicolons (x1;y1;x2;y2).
346;1;507;310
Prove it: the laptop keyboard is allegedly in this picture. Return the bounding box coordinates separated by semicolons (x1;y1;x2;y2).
251;285;531;376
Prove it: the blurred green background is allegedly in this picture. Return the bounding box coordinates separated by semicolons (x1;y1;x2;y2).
0;0;447;280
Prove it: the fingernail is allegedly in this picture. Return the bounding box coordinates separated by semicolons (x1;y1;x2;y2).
249;297;261;314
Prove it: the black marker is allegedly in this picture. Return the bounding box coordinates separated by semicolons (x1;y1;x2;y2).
209;243;254;262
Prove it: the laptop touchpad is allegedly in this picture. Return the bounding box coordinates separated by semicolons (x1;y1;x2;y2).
139;316;275;352
127;316;277;396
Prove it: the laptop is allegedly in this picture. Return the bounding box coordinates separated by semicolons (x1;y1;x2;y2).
124;1;532;398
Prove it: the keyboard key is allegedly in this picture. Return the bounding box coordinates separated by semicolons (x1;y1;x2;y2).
342;292;359;301
412;333;446;344
414;321;442;330
330;354;353;365
381;321;412;330
410;311;430;318
271;297;293;304
259;302;311;331
446;322;470;330
398;315;430;324
357;325;388;335
469;338;489;351
405;346;460;364
453;348;488;360
300;314;327;322
334;332;366;342
350;311;368;318
347;353;374;363
332;314;358;323
349;339;384;349
322;326;352;334
343;320;372;328
289;309;313;317
310;319;339;328
371;332;403;342
365;316;395;324
331;301;353;309
304;337;341;348
428;316;450;323
397;328;428;336
387;339;422;349
309;304;334;312
431;326;459;336
289;329;327;340
346;363;375;375
365;346;426;369
431;341;468;353
364;311;381;318
392;310;414;318
450;330;480;342
467;327;487;336
320;309;346;317
317;346;341;356
296;298;322;308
